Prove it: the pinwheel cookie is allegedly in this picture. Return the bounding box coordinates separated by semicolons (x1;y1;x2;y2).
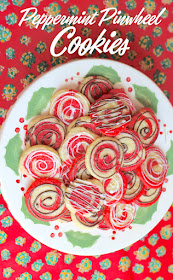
59;127;98;165
50;89;90;125
90;93;132;136
25;115;66;151
25;178;66;221
104;202;136;230
19;145;61;179
65;179;105;217
128;107;159;148
85;137;124;180
79;76;113;103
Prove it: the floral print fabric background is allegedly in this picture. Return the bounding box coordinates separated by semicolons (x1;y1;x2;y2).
0;0;173;279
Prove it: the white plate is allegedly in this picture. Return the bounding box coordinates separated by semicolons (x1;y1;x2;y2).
0;58;173;256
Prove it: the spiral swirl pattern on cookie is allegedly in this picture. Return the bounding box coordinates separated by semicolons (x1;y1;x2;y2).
79;76;113;103
25;117;66;151
137;147;168;188
69;155;92;181
23;148;61;179
110;202;136;229
85;137;124;179
122;171;144;202
116;130;145;171
65;179;105;216
90;94;131;136
50;89;90;125
129;107;159;148
25;179;66;221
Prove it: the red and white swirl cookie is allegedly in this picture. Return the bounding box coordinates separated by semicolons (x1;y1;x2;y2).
25;178;66;221
79;76;113;103
19;145;61;179
116;129;145;171
67;116;101;136
68;155;92;182
85;137;124;179
137;146;168;188
65;179;105;217
128;107;159;148
71;209;104;230
109;88;136;115
135;186;162;207
104;202;136;230
50;89;90;125
90;93;132;136
122;171;144;203
59;127;98;166
25;115;66;151
103;172;127;206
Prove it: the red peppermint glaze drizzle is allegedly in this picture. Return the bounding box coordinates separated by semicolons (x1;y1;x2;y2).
90;94;131;136
80;76;113;103
128;107;159;148
103;172;127;206
69;155;92;182
104;202;136;230
25;119;66;151
25;178;66;221
137;146;168;189
24;150;61;179
65;179;105;216
109;88;136;115
116;129;145;171
50;90;89;125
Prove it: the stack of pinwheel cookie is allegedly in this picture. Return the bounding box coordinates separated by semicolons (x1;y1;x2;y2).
19;76;168;230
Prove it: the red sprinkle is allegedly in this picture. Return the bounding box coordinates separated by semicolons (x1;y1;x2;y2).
58;232;63;237
129;226;132;229
111;236;115;240
50;233;55;238
126;77;131;82
16;179;20;184
128;87;133;92
15;127;20;133
65;79;68;82
54;225;59;230
163;188;166;192
23;125;28;130
112;230;116;234
169;130;172;134
164;178;168;183
71;77;73;80
23;174;27;178
19;117;24;123
163;124;166;127
160;132;163;135
158;119;161;122
76;72;80;75
21;187;25;191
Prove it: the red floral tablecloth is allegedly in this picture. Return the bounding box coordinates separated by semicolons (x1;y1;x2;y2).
0;0;173;279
